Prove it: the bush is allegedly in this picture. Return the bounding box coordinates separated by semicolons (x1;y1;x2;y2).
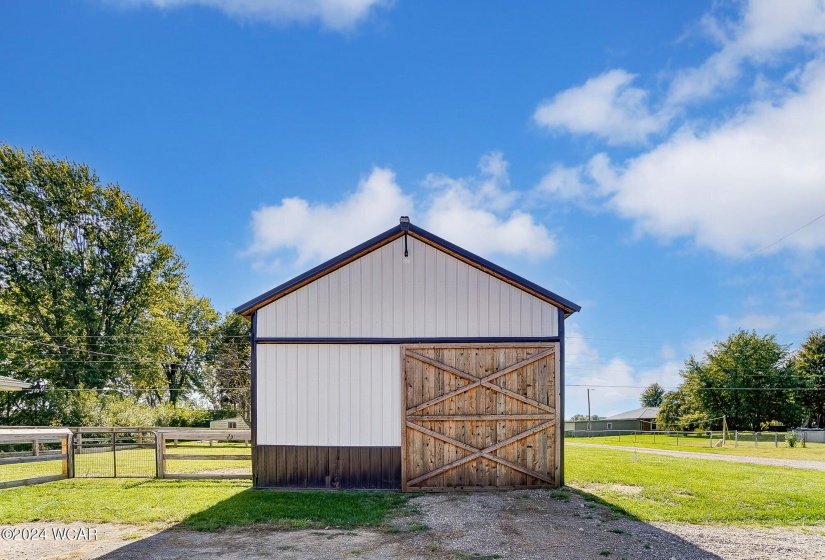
787;431;799;448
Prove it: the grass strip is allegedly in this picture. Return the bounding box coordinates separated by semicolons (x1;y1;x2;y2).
566;445;825;526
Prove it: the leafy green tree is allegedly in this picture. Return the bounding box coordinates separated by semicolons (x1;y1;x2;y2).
199;313;251;424
795;330;825;428
678;330;803;431
640;382;665;407
0;145;184;422
131;283;219;406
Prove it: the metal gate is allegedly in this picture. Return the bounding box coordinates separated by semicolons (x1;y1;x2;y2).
72;428;157;478
401;344;559;491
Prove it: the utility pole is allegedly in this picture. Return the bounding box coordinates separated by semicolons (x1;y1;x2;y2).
587;388;595;429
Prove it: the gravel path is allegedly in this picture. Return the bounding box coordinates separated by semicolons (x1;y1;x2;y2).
566;442;825;471
3;491;824;559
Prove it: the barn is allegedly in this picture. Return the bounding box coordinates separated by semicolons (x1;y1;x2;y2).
235;217;580;491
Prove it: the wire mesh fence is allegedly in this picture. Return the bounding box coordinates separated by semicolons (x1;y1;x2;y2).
72;428;156;478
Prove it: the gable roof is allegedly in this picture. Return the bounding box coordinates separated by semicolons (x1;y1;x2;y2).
235;220;581;317
607;407;660;421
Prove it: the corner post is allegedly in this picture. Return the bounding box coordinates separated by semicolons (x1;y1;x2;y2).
558;309;566;487
250;311;258;487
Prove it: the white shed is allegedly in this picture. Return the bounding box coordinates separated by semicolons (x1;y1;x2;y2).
209;416;249;430
235;218;580;490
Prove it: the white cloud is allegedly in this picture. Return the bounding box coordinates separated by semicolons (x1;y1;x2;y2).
668;0;825;104
245;152;556;270
533;69;668;145
597;60;825;256
245;167;412;267
564;327;683;418
113;0;388;29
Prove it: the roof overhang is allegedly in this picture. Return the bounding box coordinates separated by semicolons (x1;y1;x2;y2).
235;222;581;318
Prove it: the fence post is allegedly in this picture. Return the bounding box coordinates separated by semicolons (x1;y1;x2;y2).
709;431;713;447
755;432;759;447
67;433;74;478
112;432;117;478
155;433;165;479
735;431;738;447
32;439;39;456
61;436;68;477
676;432;679;446
775;432;778;448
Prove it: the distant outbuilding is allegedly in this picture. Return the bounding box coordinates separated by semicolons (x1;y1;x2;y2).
565;407;660;434
209;416;249;430
236;218;580;491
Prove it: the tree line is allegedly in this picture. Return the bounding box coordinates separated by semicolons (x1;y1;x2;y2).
0;145;250;426
651;330;825;431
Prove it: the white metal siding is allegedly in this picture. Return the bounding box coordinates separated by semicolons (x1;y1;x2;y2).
256;344;401;446
257;236;559;338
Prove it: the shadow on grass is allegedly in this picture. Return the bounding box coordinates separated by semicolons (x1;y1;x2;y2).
96;486;411;559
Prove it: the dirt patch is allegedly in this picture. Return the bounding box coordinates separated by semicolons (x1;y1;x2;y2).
2;492;824;559
572;482;644;495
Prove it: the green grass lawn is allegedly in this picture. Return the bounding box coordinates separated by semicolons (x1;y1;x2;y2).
0;478;410;530
565;444;825;526
566;434;825;460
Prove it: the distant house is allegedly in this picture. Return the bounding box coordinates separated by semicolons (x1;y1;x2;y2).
0;375;30;392
565;407;660;434
210;416;249;430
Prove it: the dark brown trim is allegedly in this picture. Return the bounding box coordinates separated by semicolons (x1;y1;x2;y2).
253;446;401;489
558;310;565;487
250;311;258;486
254;337;562;345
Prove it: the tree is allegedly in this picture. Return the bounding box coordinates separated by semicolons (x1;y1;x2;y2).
640;382;665;407
206;313;251;424
131;283;220;406
676;330;803;431
795;330;825;428
0;145;184;422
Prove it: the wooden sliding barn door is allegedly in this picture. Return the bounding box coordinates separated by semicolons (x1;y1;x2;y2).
401;344;559;491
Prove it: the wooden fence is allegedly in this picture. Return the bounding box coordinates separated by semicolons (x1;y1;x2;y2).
0;428;73;489
155;429;251;480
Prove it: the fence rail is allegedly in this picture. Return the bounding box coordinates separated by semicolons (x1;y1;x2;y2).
0;428;73;489
156;429;251;480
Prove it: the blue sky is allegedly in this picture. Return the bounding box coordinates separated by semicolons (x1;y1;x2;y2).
2;1;825;417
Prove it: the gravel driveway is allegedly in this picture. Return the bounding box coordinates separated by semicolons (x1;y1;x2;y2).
566;442;825;471
3;490;824;560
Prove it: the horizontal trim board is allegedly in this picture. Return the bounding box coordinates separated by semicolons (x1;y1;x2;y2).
255;337;561;344
254;445;401;489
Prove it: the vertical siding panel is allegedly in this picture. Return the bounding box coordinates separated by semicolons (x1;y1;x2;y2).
351;262;362;337
414;239;427;335
392;243;404;337
373;247;384;337
489;278;501;336
296;345;308;444
275;296;287;337
434;247;445;337
317;277;328;337
521;290;532;336
478;270;489;337
462;262;473;337
329;272;340;337
306;345;319;444
361;256;372;337
318;345;329;445
340;266;351;337
419;245;443;336
256;347;268;444
284;345;296;444
510;287;521;337
328;346;341;446
403;238;415;337
381;246;395;336
340;346;351;445
445;254;458;336
500;281;512;336
360;346;372;446
532;297;542;337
